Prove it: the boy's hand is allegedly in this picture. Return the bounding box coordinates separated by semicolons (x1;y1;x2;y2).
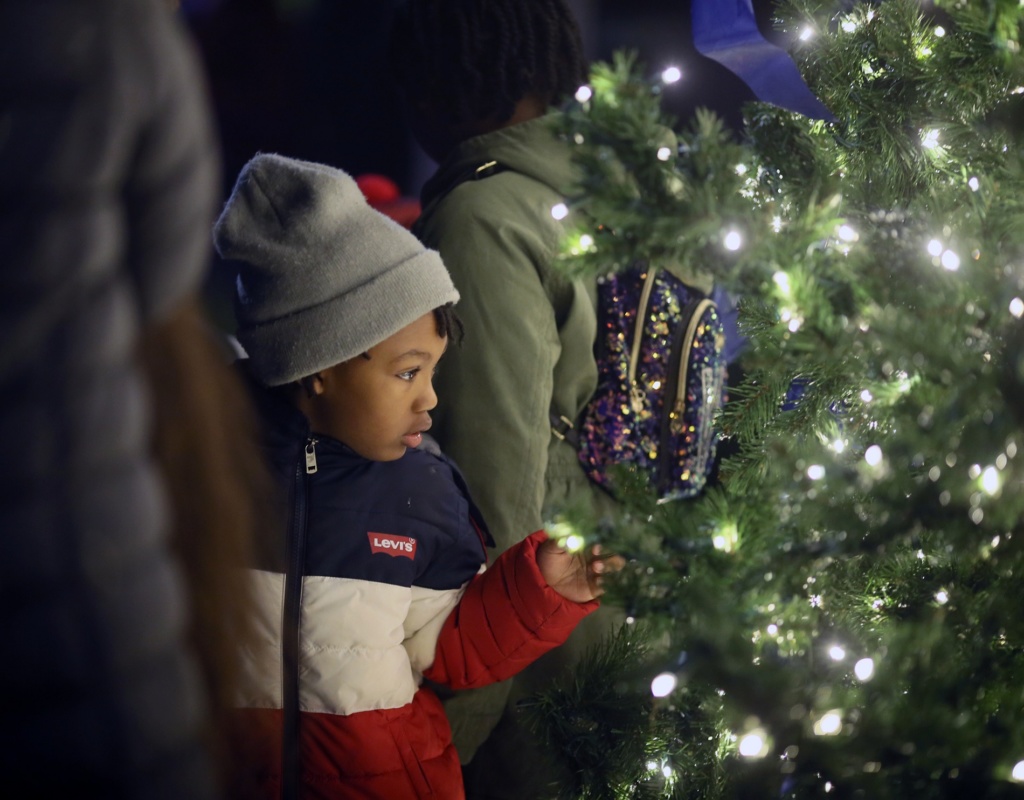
537;537;624;603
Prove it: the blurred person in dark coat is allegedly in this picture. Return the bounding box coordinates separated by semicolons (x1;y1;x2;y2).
0;1;259;796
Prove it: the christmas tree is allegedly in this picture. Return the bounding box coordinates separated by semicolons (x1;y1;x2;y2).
529;1;1024;798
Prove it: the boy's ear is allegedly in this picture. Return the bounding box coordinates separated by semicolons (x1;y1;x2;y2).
300;373;326;398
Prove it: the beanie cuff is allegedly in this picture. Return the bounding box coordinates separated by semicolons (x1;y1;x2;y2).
237;250;458;386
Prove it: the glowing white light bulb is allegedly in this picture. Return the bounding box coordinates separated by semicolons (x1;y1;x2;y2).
969;176;980;191
854;657;875;681
551;202;569;221
767;624;779;635
574;85;593;103
1013;760;1024;782
739;730;768;758
772;215;783;232
921;129;940;149
724;230;743;251
735;163;748;175
829;645;846;661
579;234;594;249
1010;297;1024;318
651;672;678;698
788;317;803;333
941;249;960;271
935;589;949;604
841;18;858;33
830;439;845;454
657;146;672;161
935;26;946;37
662;764;674;778
661;66;682;84
837;224;858;242
814;711;843;736
860;389;873;403
564;533;585;553
773;271;791;294
800;27;814;41
982;466;1000;495
807;464;825;480
865;445;883;466
927;238;944;256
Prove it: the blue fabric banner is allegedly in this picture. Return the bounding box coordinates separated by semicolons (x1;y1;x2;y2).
692;0;835;121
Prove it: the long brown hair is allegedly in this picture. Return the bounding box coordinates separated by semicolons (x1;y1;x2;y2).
139;295;271;792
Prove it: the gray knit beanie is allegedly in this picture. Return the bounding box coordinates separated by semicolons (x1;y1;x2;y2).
213;153;459;386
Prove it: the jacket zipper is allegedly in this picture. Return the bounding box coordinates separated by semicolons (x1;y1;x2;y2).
282;437;314;800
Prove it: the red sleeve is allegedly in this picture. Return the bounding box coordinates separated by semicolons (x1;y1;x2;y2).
422;530;598;689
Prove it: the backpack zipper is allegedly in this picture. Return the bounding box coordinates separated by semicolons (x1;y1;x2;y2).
659;297;718;495
628;267;658;413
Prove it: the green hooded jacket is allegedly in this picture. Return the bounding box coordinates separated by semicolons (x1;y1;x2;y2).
415;113;602;557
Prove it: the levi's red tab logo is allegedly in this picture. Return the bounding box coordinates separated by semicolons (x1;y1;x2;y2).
367;532;417;559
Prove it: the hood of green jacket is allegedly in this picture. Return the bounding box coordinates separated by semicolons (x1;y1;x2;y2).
420;113;576;211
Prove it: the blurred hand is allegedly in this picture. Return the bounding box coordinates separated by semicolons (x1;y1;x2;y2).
537;538;625;603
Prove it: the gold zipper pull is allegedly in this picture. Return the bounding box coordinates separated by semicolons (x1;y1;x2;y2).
305;439;318;474
630;384;646;414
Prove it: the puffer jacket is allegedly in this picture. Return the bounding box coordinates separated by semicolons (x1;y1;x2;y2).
235;379;598;799
0;1;221;796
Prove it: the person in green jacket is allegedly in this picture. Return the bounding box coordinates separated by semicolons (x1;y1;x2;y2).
389;1;620;796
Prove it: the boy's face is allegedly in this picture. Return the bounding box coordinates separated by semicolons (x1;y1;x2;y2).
303;312;446;461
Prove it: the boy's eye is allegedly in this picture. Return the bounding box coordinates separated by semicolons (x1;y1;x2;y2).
397;368;420;382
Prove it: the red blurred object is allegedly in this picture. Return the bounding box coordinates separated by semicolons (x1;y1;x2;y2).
356;173;421;229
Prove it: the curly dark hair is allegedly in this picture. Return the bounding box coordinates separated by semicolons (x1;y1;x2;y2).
388;0;587;125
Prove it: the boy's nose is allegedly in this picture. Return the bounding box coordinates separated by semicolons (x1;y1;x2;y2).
417;379;438;412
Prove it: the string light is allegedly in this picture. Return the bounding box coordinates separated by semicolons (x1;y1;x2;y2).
935;26;946;37
574;85;592;103
935;589;950;604
828;645;846;661
724;230;743;251
830;439;846;454
713;521;740;553
865;445;883;466
738;730;770;758
807;464;825;480
981;466;1001;495
651;672;678;697
860;389;873;403
921;129;940;149
772;215;783;232
1013;760;1024;782
814;710;843;736
579;234;594;249
941;249;960;271
927;238;943;256
969;176;980;191
661;66;682;84
551;202;569;220
841;18;858;33
854;658;875;681
735;163;748;175
773;271;791;294
837;224;858;242
656;146;672;161
1009;297;1024;318
800;27;814;41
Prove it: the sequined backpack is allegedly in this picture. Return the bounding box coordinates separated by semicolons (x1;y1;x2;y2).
574;263;728;501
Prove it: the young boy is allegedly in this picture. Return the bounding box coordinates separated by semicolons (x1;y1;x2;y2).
213;153;611;800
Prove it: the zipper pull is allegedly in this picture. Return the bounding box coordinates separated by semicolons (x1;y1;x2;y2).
630;383;646;414
305;439;318;474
